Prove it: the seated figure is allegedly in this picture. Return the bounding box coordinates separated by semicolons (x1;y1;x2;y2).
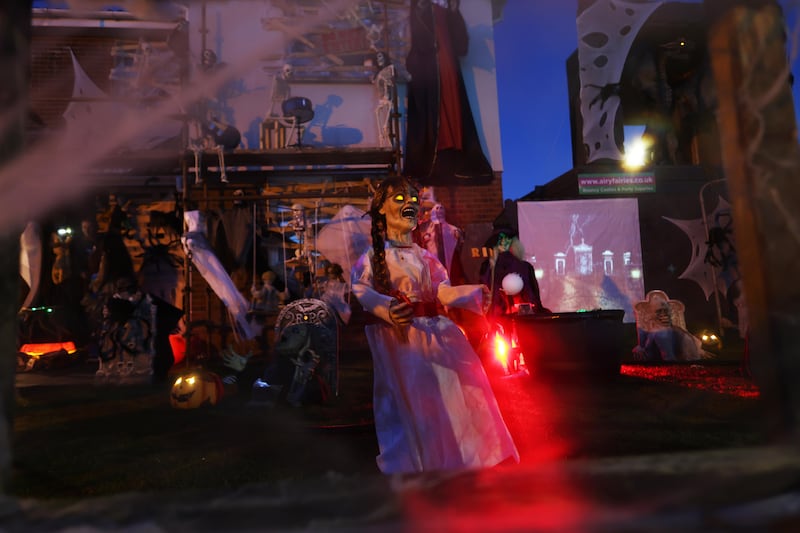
633;290;710;362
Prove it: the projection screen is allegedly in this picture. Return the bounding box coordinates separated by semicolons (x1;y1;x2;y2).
517;199;645;323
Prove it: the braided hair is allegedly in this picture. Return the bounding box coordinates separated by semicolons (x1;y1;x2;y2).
367;176;418;296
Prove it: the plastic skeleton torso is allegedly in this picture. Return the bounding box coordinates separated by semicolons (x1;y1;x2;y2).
374;65;396;147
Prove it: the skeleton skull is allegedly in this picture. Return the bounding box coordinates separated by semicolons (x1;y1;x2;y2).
201;49;217;69
282;64;294;79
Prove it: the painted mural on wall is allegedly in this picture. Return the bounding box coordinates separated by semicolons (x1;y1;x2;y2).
31;1;501;165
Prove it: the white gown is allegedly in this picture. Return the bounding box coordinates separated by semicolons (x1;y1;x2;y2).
352;242;519;474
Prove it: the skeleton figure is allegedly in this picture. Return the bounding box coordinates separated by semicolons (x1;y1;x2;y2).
290;203;314;266
188;49;242;184
372;51;408;148
268;63;293;118
632;290;710;362
374;52;395;147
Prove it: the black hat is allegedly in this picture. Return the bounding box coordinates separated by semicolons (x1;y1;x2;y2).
484;226;518;249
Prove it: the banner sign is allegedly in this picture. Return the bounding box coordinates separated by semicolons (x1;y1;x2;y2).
578;173;656;195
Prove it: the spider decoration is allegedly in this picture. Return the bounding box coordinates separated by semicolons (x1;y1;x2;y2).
704;210;739;281
586;82;623;110
134;208;184;303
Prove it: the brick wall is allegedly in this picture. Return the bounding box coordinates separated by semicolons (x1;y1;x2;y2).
428;172;505;228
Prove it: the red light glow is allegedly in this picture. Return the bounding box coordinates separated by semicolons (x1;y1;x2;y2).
494;332;510;372
620;364;759;399
19;342;77;357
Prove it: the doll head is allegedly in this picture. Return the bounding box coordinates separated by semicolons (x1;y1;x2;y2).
368;176;421;294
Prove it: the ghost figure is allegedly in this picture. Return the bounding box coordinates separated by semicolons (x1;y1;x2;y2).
577;1;663;163
181;211;256;341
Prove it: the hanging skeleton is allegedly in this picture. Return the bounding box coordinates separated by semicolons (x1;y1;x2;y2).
372;51;408;148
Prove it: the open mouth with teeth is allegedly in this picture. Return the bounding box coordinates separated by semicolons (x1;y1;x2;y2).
401;206;418;219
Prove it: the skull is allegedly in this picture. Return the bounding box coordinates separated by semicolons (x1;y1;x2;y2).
282;64;294;78
201;49;217;69
291;203;305;229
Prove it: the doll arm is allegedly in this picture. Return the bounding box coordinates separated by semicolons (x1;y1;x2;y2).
351;253;394;324
424;249;485;315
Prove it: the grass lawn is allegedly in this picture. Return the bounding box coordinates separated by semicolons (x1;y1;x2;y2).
10;343;769;502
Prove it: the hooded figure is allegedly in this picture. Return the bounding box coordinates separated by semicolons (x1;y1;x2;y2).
404;0;493;185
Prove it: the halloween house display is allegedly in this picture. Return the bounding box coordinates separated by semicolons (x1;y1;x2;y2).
514;0;748;356
20;1;509;395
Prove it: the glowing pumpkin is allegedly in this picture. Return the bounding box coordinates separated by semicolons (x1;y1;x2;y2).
699;330;723;351
170;370;223;409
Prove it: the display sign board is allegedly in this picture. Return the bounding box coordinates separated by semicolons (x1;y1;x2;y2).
578;173;656;195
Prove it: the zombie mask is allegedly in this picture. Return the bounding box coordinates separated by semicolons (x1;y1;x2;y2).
380;184;420;237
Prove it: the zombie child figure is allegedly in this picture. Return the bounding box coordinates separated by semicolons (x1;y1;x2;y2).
352;176;519;474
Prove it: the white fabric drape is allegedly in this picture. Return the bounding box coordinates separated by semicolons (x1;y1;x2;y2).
182;210;255;341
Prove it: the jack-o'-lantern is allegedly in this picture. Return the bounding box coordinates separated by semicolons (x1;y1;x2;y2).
170;370;223;409
699;330;723;351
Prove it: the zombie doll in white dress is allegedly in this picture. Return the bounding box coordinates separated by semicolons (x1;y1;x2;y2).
352;176;519;474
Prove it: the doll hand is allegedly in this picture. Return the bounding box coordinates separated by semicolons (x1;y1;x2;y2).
389;298;414;326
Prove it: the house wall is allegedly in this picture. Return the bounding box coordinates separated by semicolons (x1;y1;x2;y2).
186;0;504;167
26;1;508;351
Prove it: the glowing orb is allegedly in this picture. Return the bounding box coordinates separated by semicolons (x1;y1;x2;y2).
501;273;524;296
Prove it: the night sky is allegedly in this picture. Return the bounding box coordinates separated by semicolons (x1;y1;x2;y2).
494;0;800;202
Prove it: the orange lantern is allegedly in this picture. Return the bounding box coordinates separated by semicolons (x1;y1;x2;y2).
170;370;223;409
